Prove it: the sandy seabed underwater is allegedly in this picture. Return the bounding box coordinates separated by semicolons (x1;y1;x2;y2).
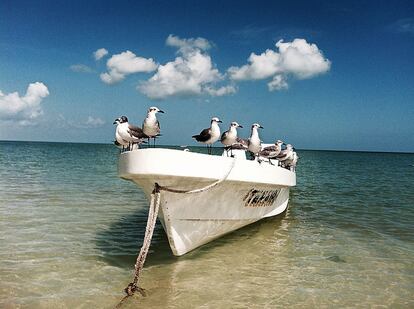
0;141;413;308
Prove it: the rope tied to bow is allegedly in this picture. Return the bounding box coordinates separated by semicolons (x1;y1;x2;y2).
116;158;236;307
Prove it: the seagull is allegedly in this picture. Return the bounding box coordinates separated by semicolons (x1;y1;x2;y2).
231;137;249;150
113;116;147;151
221;122;243;146
285;151;299;171
192;117;222;155
277;144;294;166
226;137;248;152
142;106;164;146
247;123;263;157
258;140;284;163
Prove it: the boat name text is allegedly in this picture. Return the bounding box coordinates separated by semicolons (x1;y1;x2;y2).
243;189;280;207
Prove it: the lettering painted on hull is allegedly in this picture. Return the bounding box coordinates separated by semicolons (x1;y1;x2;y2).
243;189;280;207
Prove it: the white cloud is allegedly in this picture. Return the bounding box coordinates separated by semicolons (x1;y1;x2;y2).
57;114;105;129
70;64;94;73
228;38;331;90
268;75;288;91
138;34;234;99
229;49;281;80
100;50;158;84
85;116;105;128
93;48;109;60
138;50;221;98
0;82;49;125
97;36;330;97
166;34;212;53
276;39;331;78
205;85;237;96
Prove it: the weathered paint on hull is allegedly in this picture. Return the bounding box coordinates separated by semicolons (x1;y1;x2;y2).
156;184;290;255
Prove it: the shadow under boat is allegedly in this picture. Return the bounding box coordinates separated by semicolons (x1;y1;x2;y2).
94;206;175;268
95;202;291;269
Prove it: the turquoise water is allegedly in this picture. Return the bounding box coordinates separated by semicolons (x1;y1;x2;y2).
0;141;413;308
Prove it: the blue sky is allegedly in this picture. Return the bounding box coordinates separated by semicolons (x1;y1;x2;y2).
1;0;413;152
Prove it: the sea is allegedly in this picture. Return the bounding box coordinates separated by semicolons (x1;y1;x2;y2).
0;141;413;308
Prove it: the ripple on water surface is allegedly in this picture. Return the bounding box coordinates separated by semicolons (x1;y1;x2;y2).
0;142;413;308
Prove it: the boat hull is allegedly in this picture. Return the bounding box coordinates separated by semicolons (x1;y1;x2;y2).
118;148;296;256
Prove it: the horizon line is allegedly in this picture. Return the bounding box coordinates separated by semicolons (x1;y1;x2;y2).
1;139;413;155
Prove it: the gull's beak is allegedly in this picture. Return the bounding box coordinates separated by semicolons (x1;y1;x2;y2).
218;120;223;123
259;126;264;129
238;125;243;128
113;119;118;124
158;110;165;113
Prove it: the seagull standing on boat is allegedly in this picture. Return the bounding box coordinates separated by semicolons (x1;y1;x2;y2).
247;123;263;156
221;122;243;146
277;144;294;166
285;151;299;171
142;106;164;146
113;116;147;151
192;117;222;154
113;119;128;150
231;137;249;150
259;140;284;162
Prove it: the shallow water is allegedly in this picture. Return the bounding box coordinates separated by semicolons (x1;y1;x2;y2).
0;141;413;308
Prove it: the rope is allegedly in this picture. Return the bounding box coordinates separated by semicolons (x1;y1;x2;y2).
116;158;236;307
156;158;236;194
116;187;161;308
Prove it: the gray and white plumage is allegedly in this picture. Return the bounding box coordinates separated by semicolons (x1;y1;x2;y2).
230;137;248;150
113;117;128;148
192;117;222;145
221;122;243;146
142;106;164;138
113;116;147;147
247;123;263;155
277;144;294;161
285;151;299;171
259;140;283;158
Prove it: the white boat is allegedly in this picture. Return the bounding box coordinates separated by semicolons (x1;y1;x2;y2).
118;147;296;256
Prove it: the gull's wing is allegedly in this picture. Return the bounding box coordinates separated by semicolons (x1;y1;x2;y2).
277;150;292;161
262;145;276;152
128;124;148;139
236;137;248;146
230;137;248;149
220;130;228;142
192;128;211;142
259;145;281;158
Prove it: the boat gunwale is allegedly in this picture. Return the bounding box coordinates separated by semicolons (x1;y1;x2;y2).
118;147;296;187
